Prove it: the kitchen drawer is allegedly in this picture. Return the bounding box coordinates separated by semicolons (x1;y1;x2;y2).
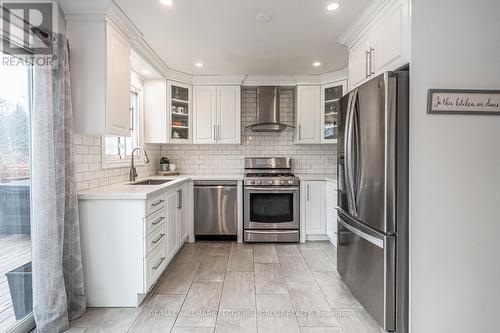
144;207;166;237
145;193;165;217
145;223;166;257
144;238;167;291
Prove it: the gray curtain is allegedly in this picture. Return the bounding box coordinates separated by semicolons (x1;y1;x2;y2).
31;33;86;332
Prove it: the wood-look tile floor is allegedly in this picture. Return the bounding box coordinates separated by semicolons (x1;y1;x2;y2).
69;241;380;333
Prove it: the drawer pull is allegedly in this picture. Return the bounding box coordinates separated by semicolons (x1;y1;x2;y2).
153;257;165;270
152;216;165;225
152;233;165;244
151;199;164;207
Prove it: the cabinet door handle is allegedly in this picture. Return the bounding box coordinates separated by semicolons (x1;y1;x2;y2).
370;48;375;75
365;50;370;78
152;233;165;244
213;125;216;141
152;216;165;225
298;125;302;141
307;184;310;201
152;199;164;207
153;257;165;270
177;190;182;209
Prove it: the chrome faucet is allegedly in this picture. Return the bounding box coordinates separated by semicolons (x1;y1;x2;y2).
129;146;150;182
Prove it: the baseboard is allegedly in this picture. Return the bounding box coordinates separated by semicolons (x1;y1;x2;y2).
305;234;329;241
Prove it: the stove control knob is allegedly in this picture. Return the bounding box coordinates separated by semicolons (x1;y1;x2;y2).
268;180;273;185
288;180;294;185
255;180;262;185
280;180;286;185
249;180;255;185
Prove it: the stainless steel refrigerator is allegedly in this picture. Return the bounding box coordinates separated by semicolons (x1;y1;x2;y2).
337;71;409;333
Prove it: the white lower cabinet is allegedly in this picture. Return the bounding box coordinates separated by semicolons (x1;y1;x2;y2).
302;181;326;238
326;181;338;246
78;181;191;307
166;190;178;259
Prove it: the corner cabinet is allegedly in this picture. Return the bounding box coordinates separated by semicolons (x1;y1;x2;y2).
144;80;193;144
296;86;321;144
346;0;410;90
320;81;346;144
168;81;192;143
67;19;131;136
193;85;241;144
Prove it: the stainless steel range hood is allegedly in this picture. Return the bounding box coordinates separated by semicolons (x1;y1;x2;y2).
245;86;294;132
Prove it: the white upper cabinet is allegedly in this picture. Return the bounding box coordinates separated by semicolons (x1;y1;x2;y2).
371;0;410;74
144;80;193;144
193;86;217;144
144;80;167;143
217;86;241;144
296;85;321;144
321;81;346;144
193;85;241;144
348;32;372;90
68;19;131;136
344;0;410;90
168;81;192;143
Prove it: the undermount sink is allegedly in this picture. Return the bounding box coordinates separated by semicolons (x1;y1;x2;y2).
130;179;172;185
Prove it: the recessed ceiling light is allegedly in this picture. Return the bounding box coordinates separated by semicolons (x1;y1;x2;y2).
326;2;340;11
141;69;150;75
256;13;273;23
160;0;173;6
195;62;204;68
313;62;322;67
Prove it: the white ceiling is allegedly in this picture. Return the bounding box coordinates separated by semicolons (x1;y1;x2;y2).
116;0;372;75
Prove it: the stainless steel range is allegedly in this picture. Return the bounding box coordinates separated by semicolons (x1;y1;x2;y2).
243;157;300;242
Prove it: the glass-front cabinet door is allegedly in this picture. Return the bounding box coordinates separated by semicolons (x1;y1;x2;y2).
167;81;192;143
321;81;346;143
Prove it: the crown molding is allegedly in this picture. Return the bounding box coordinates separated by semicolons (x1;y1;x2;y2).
337;0;396;47
192;75;247;86
320;67;348;84
242;75;297;87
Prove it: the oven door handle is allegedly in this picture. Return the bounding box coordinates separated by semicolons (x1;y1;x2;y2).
245;187;299;192
245;230;299;234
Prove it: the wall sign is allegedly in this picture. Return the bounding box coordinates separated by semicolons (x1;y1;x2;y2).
427;89;500;115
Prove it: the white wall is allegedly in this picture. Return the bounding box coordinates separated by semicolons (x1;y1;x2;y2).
410;0;500;332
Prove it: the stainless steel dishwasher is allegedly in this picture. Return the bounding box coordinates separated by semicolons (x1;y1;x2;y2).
194;180;238;238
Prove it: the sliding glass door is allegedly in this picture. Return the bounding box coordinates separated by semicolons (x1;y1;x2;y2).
0;51;33;332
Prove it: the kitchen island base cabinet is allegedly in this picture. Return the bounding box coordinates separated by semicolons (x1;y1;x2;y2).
78;182;190;307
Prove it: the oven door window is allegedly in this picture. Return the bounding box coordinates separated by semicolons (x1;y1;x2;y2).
250;192;294;223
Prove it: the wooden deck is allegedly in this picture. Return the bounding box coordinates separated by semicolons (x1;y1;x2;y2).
0;234;31;332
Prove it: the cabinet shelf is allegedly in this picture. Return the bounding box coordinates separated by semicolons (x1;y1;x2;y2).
172;112;189;117
171;125;189;129
171;98;189;104
324;112;338;117
325;99;340;103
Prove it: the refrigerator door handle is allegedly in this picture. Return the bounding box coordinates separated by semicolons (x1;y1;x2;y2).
338;216;384;248
344;90;358;217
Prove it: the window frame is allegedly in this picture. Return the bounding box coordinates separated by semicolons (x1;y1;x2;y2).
101;72;145;169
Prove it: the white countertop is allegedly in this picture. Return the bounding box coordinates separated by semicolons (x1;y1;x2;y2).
78;173;336;200
78;174;243;200
295;174;337;183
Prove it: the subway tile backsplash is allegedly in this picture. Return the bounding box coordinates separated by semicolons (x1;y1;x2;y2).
74;135;161;191
160;87;337;175
75;87;336;191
